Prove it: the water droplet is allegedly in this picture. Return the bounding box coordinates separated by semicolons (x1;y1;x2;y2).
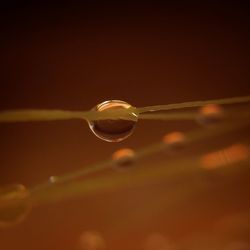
88;100;138;142
77;231;106;250
0;184;31;228
197;104;224;125
49;176;58;184
200;144;249;170
162;131;186;151
112;148;135;169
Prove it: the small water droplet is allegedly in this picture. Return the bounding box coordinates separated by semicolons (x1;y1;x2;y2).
88;100;138;142
162;131;186;151
0;184;31;228
49;176;58;184
197;104;224;125
112;148;136;169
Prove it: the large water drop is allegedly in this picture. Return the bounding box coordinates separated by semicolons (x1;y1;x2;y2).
88;100;138;142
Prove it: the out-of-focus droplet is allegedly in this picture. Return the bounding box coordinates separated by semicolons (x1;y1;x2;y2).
197;104;224;125
0;184;31;228
162;131;186;151
112;148;135;169
77;231;106;250
88;100;138;142
144;233;176;250
49;176;58;184
200;144;250;170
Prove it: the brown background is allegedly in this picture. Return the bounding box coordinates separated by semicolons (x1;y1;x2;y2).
0;2;249;250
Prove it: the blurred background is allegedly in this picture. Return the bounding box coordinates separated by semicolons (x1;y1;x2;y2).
0;2;249;250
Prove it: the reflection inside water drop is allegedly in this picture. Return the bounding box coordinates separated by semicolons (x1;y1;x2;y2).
88;100;138;142
0;184;31;228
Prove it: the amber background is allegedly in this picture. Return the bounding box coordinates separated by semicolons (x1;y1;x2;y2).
0;2;250;250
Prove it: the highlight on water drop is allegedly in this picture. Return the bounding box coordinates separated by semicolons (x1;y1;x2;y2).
88;100;138;142
0;184;32;228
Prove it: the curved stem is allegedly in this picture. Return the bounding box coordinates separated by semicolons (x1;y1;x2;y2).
29;119;250;206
